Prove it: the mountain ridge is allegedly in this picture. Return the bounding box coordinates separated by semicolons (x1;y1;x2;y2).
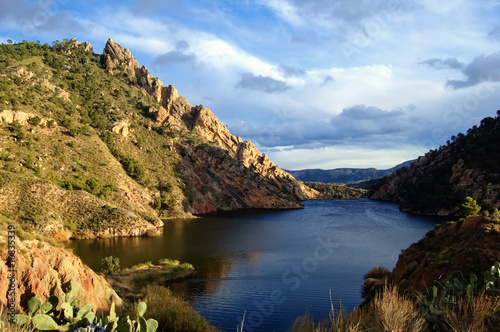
286;159;415;184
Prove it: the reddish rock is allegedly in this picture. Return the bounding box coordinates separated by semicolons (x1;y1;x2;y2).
192;202;217;214
0;239;121;314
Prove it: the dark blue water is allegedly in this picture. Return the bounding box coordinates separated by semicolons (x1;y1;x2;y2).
71;199;438;332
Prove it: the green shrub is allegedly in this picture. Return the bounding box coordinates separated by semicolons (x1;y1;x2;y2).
131;261;154;270
98;184;114;199
458;196;481;217
84;178;101;195
158;258;181;267
23;156;34;170
101;256;121;274
142;285;217;332
111;148;145;180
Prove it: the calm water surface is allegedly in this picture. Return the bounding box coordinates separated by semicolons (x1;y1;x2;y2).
71;199;438;332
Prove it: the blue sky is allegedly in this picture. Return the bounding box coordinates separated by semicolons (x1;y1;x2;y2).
2;0;500;169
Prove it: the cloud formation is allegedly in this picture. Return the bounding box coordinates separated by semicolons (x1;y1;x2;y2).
236;72;291;93
489;26;500;41
419;57;464;70
321;75;334;86
151;51;197;67
278;65;307;78
446;53;500;89
232;104;419;149
151;40;197;67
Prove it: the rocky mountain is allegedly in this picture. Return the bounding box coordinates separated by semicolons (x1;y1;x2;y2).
0;39;319;239
369;114;500;216
286;160;415;184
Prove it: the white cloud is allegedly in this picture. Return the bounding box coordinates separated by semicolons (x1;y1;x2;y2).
265;145;421;170
257;0;305;26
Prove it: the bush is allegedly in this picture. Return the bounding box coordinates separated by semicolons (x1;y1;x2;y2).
27;116;41;126
142;285;217;332
459;196;481;217
84;178;101;195
99;184;114;199
371;285;424;332
112;149;145;180
101;256;121;274
131;261;154;270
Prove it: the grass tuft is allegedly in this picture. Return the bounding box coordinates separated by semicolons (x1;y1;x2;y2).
370;284;424;332
445;292;500;332
142;285;219;332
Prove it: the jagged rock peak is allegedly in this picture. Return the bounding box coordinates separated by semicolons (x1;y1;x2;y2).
102;39;163;101
68;38;93;53
100;39;320;202
102;38;139;68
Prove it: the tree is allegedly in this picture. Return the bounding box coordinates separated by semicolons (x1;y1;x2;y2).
7;39;13;45
458;196;481;217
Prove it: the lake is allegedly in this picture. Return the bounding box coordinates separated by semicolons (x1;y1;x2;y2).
71;199;438;332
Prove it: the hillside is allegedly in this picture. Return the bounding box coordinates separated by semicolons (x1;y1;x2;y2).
389;214;500;294
287;160;415;184
369;114;500;216
0;38;319;239
302;181;367;199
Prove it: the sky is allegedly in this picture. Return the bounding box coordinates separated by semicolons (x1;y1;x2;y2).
1;0;500;170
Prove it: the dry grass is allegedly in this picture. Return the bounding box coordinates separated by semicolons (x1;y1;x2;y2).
290;291;363;332
142;285;219;332
370;284;424;332
445;292;500;332
290;310;363;332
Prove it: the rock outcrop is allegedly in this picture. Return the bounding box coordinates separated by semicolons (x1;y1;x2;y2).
102;39;163;101
0;110;47;126
369;115;500;216
0;236;122;313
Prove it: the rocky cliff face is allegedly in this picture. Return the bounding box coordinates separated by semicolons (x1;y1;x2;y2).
101;39;320;214
0;234;121;313
369;115;500;216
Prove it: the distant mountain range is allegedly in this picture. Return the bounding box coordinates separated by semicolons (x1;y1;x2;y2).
286;160;416;184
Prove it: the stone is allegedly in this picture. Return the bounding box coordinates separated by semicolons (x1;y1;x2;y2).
0;239;122;314
112;119;130;137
